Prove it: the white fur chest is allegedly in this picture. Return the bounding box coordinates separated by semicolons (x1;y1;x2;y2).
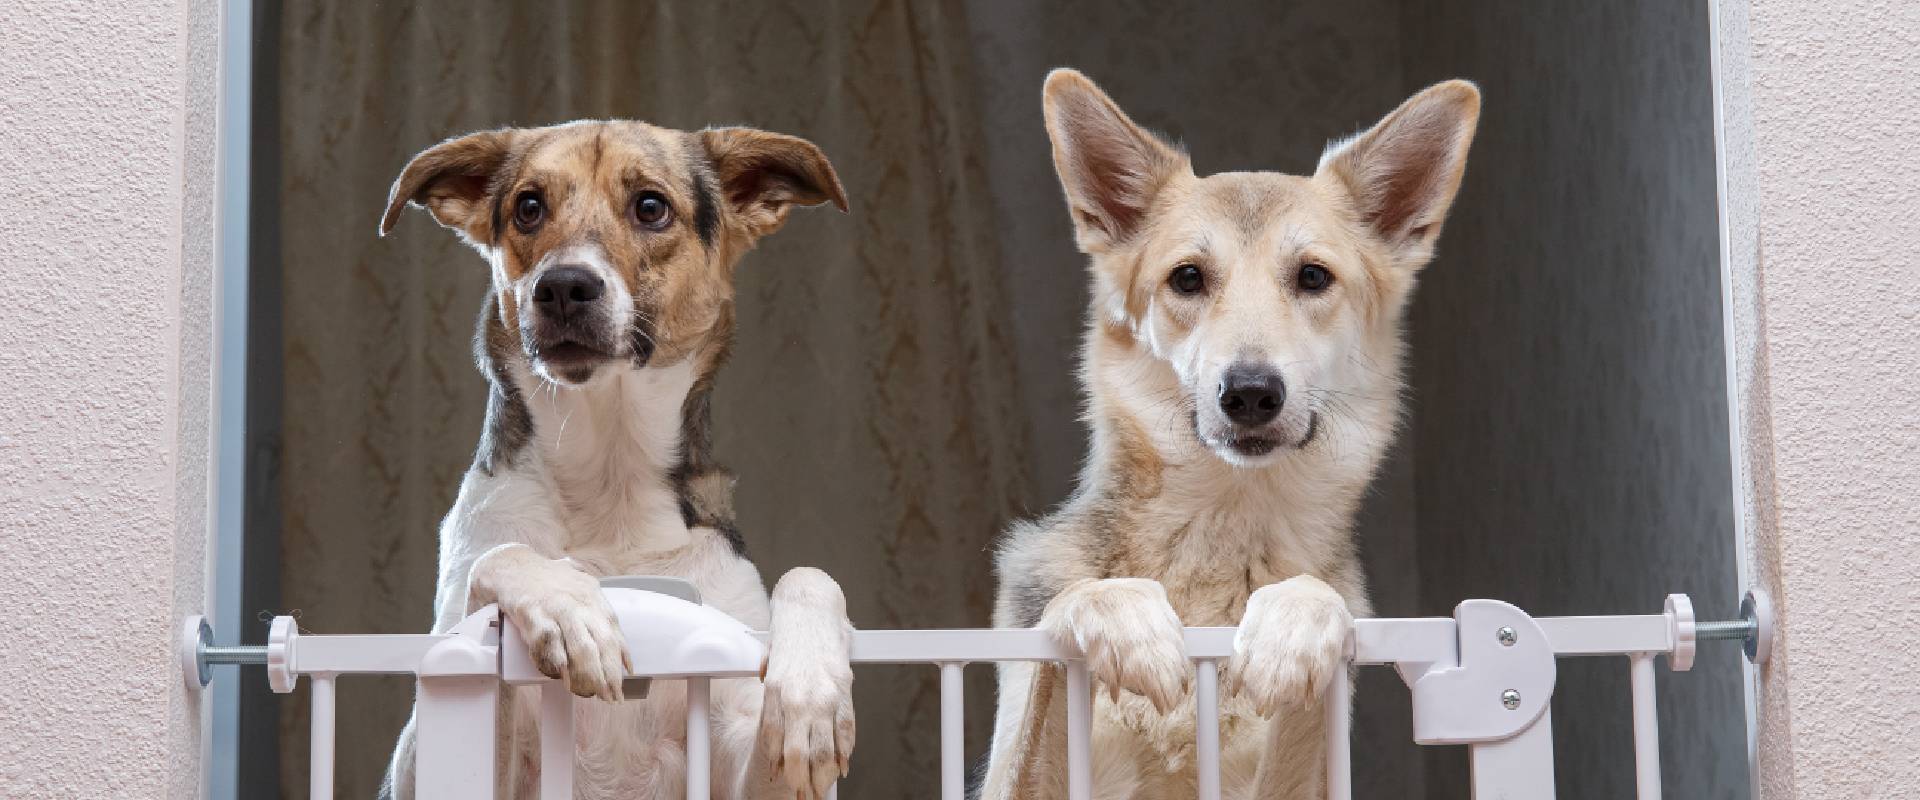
517;359;698;555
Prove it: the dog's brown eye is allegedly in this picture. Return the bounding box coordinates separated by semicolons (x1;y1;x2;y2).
632;191;673;230
1297;263;1333;293
512;192;545;233
1169;264;1206;295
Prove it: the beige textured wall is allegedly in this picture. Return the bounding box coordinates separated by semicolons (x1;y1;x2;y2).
1735;0;1920;796
0;0;218;797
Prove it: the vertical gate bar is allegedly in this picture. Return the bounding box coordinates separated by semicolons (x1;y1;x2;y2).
1325;666;1351;800
414;674;499;800
310;673;337;800
539;681;575;800
1469;709;1557;798
940;662;966;800
1194;660;1222;800
686;677;711;800
1065;661;1093;800
1629;653;1662;799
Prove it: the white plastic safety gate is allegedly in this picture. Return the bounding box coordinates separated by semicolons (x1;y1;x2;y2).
183;584;1771;800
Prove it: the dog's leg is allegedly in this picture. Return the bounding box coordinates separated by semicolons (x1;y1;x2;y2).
977;660;1063;800
754;567;855;800
1225;575;1354;800
379;712;417;800
469;542;632;700
981;579;1185;800
713;678;764;800
1248;702;1329;800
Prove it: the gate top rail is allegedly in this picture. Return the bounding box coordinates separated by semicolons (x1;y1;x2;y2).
184;591;1770;682
179;588;1772;800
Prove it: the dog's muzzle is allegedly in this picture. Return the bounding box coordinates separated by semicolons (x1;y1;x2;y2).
1217;364;1287;457
526;265;618;380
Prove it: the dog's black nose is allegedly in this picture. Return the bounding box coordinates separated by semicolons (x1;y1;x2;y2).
532;266;605;319
1219;365;1285;427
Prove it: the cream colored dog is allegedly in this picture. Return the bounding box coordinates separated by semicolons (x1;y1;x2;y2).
981;70;1480;799
377;120;856;799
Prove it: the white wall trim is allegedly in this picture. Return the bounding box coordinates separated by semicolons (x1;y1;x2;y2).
208;0;253;797
1706;1;1760;795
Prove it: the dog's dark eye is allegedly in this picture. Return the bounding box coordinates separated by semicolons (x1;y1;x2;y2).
512;191;545;233
1169;264;1206;296
1297;263;1333;293
632;191;673;230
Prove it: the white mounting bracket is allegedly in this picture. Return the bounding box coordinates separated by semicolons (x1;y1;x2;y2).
1407;599;1557;746
413;606;503;800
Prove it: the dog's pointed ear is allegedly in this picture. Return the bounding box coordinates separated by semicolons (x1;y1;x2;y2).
698;127;848;242
1317;80;1480;262
1042;68;1191;253
380;128;516;241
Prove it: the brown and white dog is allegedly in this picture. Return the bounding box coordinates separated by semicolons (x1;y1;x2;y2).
377;120;856;799
980;71;1479;799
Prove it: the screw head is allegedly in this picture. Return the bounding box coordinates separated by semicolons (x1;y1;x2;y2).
1501;689;1522;710
1496;626;1518;647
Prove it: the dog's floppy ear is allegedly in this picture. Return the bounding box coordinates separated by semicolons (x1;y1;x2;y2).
1317;80;1480;261
1042;68;1191;253
379;128;516;240
698;127;848;241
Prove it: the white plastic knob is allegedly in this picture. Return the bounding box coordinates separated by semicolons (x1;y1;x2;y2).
266;616;297;694
1665;594;1697;672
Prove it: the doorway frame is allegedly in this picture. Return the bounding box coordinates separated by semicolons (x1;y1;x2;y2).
200;1;1770;796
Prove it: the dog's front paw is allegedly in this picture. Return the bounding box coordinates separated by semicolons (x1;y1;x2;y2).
496;564;631;701
1225;575;1352;716
1041;578;1191;713
759;568;855;799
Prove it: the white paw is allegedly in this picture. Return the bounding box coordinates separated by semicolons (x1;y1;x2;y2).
1041;578;1191;713
498;565;630;701
1225;575;1352;716
759;568;855;799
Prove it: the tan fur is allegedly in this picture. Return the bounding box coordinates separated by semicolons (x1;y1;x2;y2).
982;70;1479;799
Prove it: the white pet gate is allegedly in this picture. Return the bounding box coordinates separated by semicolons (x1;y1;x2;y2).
183;581;1771;800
